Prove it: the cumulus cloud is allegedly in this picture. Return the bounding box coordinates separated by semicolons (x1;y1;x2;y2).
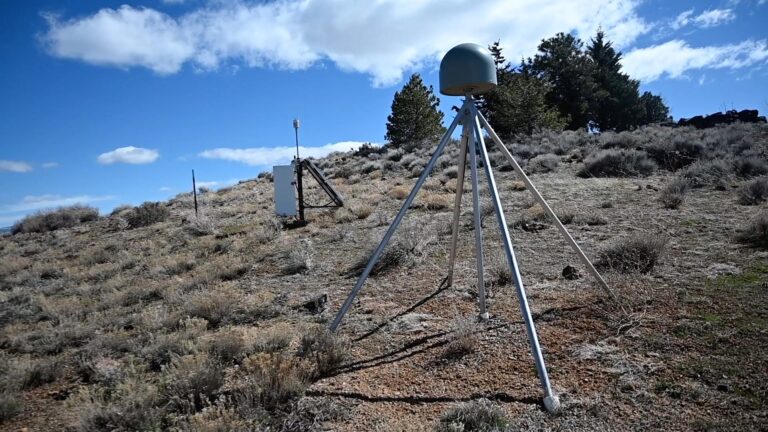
623;39;768;82
1;194;114;213
41;0;648;86
97;146;159;164
199;141;375;166
672;8;736;30
0;160;33;173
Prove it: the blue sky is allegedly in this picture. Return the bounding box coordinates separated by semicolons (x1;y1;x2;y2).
1;0;767;226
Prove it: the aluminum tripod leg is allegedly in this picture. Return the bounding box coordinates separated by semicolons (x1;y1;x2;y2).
470;107;559;412
446;126;470;286
475;111;615;300
329;105;466;332
467;118;488;319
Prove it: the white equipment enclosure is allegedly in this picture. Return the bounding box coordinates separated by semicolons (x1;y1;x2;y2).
273;164;297;217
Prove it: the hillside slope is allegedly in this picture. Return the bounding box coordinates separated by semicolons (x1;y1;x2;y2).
1;123;767;431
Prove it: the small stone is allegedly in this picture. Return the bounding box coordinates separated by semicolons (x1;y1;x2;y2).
562;265;581;280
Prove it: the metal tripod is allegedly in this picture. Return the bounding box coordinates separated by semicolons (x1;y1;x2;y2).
329;95;613;412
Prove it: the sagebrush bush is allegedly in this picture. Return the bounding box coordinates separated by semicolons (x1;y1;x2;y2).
734;156;768;178
680;159;731;188
0;391;22;423
596;235;667;273
647;138;704;170
736;211;768;249
436;399;508;432
207;329;246;364
445;315;478;358
11;205;99;234
660;177;691;209
297;329;347;377
125;202;169;229
578;149;656;177
527;153;560;174
72;375;163;432
738;177;768;205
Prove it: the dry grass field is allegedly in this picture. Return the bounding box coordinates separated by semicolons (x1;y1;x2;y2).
1;123;767;431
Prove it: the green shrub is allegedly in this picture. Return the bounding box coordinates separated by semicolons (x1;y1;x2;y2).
578;149;656;177
436;399;508;432
11;205;99;234
125;202;169;229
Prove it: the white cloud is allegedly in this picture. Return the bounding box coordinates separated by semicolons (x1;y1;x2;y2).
97;146;159;164
42;162;59;168
623;39;768;82
41;0;649;86
0;160;33;173
1;194;114;213
199;141;374;166
672;8;735;30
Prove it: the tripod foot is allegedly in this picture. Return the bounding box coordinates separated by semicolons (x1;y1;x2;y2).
543;395;561;414
478;312;490;321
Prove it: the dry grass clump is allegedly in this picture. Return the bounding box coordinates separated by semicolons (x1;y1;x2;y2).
207;328;246;364
162;352;226;412
660;177;691;209
71;373;163;432
282;239;315;275
436;399;508;432
596;234;668;273
578;149;656;178
253;326;293;353
738;177;768;205
185;215;218;236
11;205;99;234
422;192;451;210
125;202;170;229
736;210;768;249
297;328;348;377
348;227;433;276
182;287;240;328
350;203;374;219
444;315;479;358
389;186;410;200
237;353;309;412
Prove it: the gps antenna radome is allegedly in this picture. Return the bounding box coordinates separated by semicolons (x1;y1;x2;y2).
330;42;615;414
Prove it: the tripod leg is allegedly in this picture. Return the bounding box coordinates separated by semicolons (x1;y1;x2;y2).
467;120;488;320
446;125;470;286
329;105;466;332
475;110;615;301
470;109;559;412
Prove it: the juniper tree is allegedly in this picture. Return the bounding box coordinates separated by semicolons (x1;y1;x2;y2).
385;73;444;150
479;41;566;137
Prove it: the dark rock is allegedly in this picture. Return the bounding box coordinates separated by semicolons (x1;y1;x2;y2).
297;293;328;314
678;109;767;129
562;265;581;280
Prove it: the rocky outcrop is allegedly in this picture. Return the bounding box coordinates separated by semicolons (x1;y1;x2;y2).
678;109;767;129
